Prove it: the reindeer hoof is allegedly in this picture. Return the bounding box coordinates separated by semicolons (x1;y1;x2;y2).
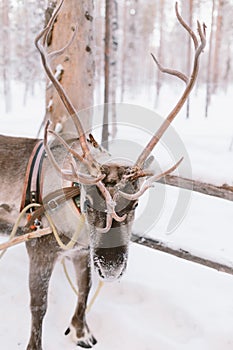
65;327;71;335
77;335;97;348
65;324;97;348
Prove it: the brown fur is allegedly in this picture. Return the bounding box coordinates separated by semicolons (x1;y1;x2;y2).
0;134;139;349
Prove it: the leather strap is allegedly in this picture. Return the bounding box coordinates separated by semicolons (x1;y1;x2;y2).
20;141;44;212
26;186;81;228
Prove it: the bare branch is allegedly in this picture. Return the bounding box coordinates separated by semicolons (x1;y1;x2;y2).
159;175;233;202
132;234;233;276
0;227;52;251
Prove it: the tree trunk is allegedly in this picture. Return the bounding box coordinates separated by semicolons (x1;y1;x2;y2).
111;0;118;140
101;0;111;149
212;0;224;95
205;0;216;118
223;42;231;93
185;0;193;119
120;2;127;102
45;0;94;134
155;0;164;106
120;0;139;101
2;0;11;113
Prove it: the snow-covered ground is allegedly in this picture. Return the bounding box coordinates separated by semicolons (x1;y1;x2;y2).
0;82;233;349
2;239;233;350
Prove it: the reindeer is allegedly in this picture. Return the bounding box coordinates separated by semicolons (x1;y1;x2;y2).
0;1;206;349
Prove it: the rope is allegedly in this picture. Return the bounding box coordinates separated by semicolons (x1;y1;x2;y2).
1;203;103;312
0;204;85;257
61;257;79;295
0;203;41;259
61;257;104;313
86;280;104;313
45;212;104;313
45;211;85;250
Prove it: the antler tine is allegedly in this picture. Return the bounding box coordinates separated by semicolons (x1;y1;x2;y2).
119;157;183;201
197;21;207;51
36;0;64;47
35;0;100;175
70;158;105;185
49;24;78;61
175;1;198;50
48;127;85;163
151;53;188;84
95;181;126;233
69;158;105;184
44;122;104;185
44;120;73;180
48;125;126;226
134;3;206;169
47;126;98;177
96;214;113;234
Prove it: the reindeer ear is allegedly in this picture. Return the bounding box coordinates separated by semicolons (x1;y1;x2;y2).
143;155;154;169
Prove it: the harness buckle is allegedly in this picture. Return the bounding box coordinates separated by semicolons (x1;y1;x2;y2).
47;199;59;211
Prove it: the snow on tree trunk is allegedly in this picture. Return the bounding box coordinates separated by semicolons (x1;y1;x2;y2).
45;0;94;134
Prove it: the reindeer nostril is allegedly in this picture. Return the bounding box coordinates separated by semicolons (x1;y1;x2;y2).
93;246;128;281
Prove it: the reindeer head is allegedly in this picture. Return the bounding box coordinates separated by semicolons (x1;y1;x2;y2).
36;0;206;281
82;162;140;280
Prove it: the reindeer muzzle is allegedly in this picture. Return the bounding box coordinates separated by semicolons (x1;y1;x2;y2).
93;245;128;281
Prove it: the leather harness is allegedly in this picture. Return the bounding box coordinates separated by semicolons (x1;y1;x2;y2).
20;140;81;229
20;140;45;212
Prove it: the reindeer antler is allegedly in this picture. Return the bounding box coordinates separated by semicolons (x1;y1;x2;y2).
134;2;206;169
35;0;101;177
118;2;206;201
36;0;126;232
119;157;183;201
44;122;105;185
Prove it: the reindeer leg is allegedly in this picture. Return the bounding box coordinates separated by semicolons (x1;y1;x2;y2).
25;237;58;350
65;249;97;348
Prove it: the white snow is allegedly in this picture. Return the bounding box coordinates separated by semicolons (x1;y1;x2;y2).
0;82;233;349
1;239;233;349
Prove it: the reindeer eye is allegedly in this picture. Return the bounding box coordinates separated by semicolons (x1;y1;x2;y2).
132;202;138;210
